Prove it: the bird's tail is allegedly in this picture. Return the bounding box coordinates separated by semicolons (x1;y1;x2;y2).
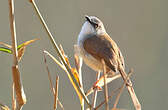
118;65;141;110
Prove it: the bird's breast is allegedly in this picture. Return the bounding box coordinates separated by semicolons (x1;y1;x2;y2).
77;39;103;72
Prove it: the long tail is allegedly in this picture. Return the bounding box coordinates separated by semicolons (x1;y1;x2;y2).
118;66;141;110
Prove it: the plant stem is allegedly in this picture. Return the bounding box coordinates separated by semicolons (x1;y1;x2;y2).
91;71;100;109
8;0;26;109
101;60;109;110
30;0;91;108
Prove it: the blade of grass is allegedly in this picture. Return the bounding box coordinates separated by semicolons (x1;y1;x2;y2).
17;38;39;50
0;42;12;48
0;47;12;54
30;0;91;108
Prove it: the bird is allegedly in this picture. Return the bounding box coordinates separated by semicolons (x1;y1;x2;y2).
77;15;125;75
76;15;141;110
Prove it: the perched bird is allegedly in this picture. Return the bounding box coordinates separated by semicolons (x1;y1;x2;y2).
77;15;125;74
76;15;141;110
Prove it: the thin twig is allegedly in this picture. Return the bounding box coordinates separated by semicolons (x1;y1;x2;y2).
43;53;55;95
43;52;64;110
54;76;59;110
44;50;66;71
101;59;109;110
95;87;120;110
113;69;133;109
57;100;64;110
30;0;91;108
91;71;100;109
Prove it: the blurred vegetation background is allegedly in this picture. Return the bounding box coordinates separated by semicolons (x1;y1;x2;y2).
0;0;168;110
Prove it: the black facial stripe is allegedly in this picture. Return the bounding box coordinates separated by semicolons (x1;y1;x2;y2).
85;17;90;22
85;16;99;28
91;22;98;28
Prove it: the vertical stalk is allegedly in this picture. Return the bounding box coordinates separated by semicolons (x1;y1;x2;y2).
54;76;59;110
8;0;18;65
91;71;100;109
8;0;26;109
102;60;109;110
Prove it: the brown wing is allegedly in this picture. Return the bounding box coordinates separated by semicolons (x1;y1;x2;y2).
83;34;124;72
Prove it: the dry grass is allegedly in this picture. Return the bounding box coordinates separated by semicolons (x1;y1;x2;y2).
0;0;141;110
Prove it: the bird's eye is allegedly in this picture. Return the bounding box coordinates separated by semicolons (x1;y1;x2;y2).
93;22;98;28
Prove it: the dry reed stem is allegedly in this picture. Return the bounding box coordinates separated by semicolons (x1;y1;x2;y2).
8;0;26;109
44;51;66;71
113;69;133;109
8;0;18;65
12;82;16;110
12;67;26;110
54;76;59;110
95;69;133;110
43;53;64;110
43;53;55;95
74;45;83;85
91;71;100;109
95;87;120;110
118;66;141;110
74;52;85;110
30;0;91;108
59;44;85;110
57;100;64;110
101;59;109;110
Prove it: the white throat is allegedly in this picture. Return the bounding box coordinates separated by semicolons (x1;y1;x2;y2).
77;21;106;44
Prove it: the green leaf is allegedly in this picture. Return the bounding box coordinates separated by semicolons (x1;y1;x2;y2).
0;47;12;54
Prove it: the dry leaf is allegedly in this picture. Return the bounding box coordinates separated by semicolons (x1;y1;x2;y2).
18;46;25;61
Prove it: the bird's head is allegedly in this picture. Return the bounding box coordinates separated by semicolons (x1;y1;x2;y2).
80;15;106;36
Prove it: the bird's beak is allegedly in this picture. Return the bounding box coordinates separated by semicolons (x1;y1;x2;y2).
85;15;91;23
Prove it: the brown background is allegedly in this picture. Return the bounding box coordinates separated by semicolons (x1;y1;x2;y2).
0;0;168;110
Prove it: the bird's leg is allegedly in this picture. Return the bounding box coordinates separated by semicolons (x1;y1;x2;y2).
92;71;101;108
